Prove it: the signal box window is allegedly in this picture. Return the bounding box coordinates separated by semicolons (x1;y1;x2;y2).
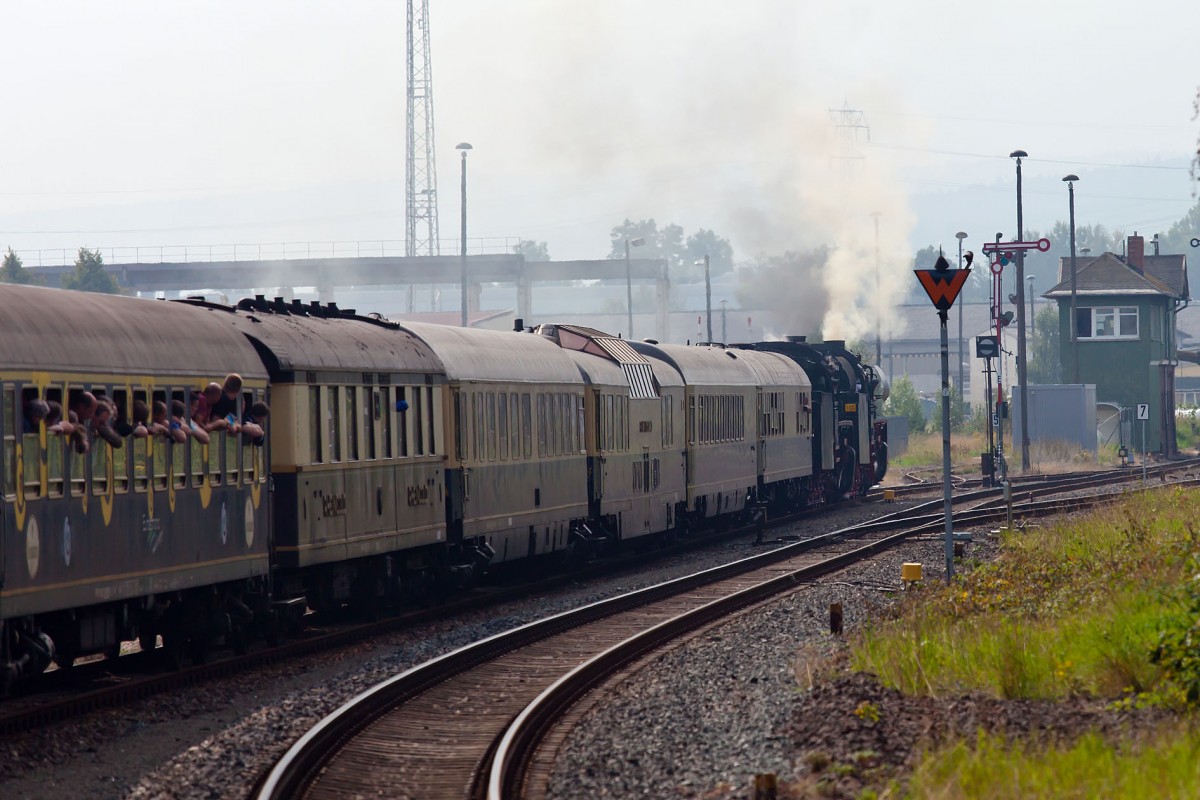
1077;306;1138;340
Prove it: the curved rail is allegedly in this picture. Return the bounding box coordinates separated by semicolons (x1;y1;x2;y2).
252;464;1200;800
486;475;1200;798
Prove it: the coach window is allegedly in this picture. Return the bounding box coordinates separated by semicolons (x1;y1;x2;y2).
2;387;15;499
426;387;436;455
327;386;341;463
238;388;255;482
364;387;376;460
472;391;483;461
509;392;520;459
576;394;584;454
46;387;64;497
536;395;547;456
207;421;222;487
564;395;573;455
21;388;42;499
110;389;129;492
133;391;149;491
345;386;359;462
155;426;170;490
191;392;207;488
380;387;393;459
568;395;578;453
452;390;465;461
521;394;532;458
309;386;322;464
412;386;425;456
397;387;409;457
91;429;108;496
498;393;509;460
483;391;494;461
171;390;187;488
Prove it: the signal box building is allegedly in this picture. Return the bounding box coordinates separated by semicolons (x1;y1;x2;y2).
1044;235;1188;456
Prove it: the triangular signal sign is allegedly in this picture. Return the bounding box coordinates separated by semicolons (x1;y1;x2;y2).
914;268;970;311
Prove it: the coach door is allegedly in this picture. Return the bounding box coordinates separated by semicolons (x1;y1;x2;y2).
755;389;766;477
445;389;466;543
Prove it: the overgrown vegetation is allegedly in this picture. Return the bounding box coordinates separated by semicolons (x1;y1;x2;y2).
849;488;1200;796
890;430;1105;472
908;728;1200;799
853;489;1200;705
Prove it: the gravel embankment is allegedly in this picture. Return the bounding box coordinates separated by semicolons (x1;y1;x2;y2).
0;499;910;800
544;532;1000;799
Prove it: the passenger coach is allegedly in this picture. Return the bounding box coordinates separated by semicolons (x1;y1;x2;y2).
2;286;269;684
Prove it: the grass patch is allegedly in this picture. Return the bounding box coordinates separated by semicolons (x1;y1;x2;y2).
851;487;1200;706
891;431;1109;473
908;726;1200;799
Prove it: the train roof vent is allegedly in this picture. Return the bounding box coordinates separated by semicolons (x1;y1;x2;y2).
542;324;659;399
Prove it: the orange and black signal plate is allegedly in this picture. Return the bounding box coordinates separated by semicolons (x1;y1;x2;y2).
914;268;970;311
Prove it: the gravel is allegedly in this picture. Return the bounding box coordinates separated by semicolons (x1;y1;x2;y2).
0;494;948;800
544;533;999;799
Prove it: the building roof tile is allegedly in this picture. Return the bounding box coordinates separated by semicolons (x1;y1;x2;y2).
1046;252;1184;299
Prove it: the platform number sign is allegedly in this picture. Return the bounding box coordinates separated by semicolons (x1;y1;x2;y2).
1136;403;1149;421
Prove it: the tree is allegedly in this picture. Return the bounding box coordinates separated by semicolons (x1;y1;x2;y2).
607;219;735;284
61;247;119;294
512;240;550;261
882;375;925;434
0;248;35;285
1028;304;1062;384
682;229;734;282
1159;201;1200;255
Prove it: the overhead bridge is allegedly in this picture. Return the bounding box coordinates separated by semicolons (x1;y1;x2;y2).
27;254;672;337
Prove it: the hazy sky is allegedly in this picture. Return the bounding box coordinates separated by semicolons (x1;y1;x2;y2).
1;0;1196;268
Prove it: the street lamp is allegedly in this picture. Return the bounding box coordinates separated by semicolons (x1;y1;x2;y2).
624;237;645;339
1010;149;1030;471
1063;174;1080;383
456;142;473;327
873;213;882;366
955;231;968;401
1026;275;1035;343
694;255;712;342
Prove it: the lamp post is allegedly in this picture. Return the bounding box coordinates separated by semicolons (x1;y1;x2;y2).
956;231;968;400
1027;275;1036;345
694;255;712;342
456;142;473;327
1010;149;1030;471
1063;174;1080;383
624;236;645;339
874;212;883;366
720;299;727;342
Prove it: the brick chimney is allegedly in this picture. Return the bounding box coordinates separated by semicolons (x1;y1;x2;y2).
1127;233;1145;274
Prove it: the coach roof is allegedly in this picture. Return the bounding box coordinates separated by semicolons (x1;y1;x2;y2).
214;306;443;376
0;285;265;378
400;323;583;385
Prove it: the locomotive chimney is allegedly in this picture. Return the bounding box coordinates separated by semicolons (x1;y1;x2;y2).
513;318;524;332
786;335;806;343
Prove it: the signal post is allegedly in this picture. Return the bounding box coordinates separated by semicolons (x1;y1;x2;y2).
914;252;970;580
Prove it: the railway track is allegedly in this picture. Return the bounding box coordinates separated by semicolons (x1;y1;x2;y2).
2;460;1193;744
254;462;1200;800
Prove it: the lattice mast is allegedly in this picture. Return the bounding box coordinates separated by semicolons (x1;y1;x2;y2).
828;104;869;177
406;0;439;259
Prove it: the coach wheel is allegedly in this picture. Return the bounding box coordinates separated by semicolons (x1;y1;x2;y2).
229;623;249;656
189;635;210;666
160;634;185;671
138;628;158;654
53;640;79;671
